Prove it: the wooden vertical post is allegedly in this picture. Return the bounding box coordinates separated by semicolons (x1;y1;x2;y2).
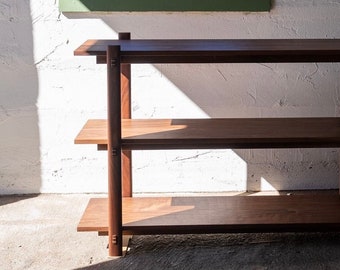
107;45;122;256
119;33;133;198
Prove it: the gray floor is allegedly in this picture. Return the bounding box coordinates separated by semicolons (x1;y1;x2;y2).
1;194;340;270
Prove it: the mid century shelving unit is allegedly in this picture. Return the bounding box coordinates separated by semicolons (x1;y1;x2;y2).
74;33;340;256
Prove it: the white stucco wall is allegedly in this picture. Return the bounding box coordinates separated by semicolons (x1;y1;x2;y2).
1;0;340;194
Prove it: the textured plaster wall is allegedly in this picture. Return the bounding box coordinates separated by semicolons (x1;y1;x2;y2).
0;0;340;194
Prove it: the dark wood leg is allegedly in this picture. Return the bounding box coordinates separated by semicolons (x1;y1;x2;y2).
119;33;132;198
107;45;122;256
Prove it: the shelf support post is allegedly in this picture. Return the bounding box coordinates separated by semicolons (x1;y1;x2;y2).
119;32;133;198
107;45;123;256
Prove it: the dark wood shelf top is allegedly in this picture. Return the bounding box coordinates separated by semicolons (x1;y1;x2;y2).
74;39;340;63
78;194;340;235
75;118;340;149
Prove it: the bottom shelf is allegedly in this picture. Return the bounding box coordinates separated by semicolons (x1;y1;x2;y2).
78;194;340;235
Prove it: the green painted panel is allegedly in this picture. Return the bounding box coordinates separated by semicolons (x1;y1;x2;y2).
59;0;271;12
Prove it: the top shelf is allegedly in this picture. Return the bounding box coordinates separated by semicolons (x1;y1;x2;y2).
74;39;340;64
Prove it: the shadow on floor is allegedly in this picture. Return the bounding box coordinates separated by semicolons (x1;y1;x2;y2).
0;194;39;207
75;232;340;270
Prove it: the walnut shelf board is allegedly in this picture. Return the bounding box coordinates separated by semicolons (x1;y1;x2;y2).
78;195;340;234
75;118;340;149
74;39;340;64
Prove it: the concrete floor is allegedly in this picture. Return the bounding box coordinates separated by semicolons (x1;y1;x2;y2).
1;194;340;270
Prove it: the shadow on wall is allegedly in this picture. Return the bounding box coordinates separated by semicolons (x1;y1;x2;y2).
64;8;339;192
0;2;41;195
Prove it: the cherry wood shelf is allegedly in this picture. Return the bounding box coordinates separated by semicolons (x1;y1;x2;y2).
74;39;340;64
75;118;340;150
78;194;340;235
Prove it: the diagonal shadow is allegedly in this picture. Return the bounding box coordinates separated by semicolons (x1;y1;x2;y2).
63;8;339;193
0;194;38;207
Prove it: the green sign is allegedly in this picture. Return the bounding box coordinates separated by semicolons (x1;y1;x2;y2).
59;0;271;12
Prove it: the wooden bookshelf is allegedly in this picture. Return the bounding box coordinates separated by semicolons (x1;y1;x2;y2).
74;36;340;256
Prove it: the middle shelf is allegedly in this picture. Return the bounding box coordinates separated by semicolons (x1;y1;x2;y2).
75;118;340;150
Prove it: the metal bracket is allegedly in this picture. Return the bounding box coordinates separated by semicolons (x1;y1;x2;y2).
110;59;118;67
112;235;118;245
112;149;118;156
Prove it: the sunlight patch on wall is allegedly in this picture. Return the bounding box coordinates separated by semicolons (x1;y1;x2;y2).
261;177;279;193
